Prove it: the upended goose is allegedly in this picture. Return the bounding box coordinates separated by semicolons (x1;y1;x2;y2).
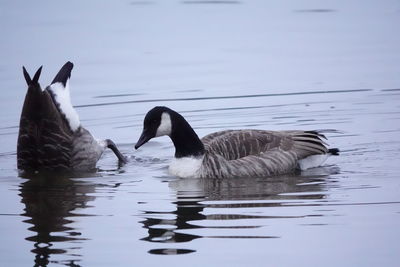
134;106;339;178
17;61;127;173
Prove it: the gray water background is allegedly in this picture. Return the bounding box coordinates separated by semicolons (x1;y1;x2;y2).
0;0;400;266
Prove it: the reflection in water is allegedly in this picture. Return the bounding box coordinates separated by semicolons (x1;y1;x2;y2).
140;169;337;254
141;195;206;245
19;174;96;267
148;248;196;255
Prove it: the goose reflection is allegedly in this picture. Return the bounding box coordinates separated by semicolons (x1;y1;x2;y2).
141;195;206;244
141;167;338;255
19;174;96;267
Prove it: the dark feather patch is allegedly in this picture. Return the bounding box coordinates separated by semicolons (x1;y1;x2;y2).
32;66;43;84
51;61;74;86
22;66;32;85
304;130;327;139
328;148;340;155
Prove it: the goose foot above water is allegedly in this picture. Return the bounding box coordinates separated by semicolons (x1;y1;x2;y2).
105;139;128;164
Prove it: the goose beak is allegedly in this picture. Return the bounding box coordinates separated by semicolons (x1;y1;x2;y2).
134;130;151;149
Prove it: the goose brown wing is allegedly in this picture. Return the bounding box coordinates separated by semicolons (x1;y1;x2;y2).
202;130;329;161
201;130;237;145
21;89;103;171
37;91;104;171
202;130;284;160
18;87;74;171
201;148;299;178
200;130;330;178
35;90;74;170
225;130;330;177
17;84;43;171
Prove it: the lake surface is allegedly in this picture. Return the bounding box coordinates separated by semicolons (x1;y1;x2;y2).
1;0;400;266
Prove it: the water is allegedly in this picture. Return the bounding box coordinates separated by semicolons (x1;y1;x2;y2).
1;0;400;266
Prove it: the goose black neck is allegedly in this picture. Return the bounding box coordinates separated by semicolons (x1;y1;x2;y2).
169;111;205;158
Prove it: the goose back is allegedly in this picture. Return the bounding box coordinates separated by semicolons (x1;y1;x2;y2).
198;130;329;178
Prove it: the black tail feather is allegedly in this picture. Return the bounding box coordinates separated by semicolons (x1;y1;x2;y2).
22;66;43;85
51;61;74;86
22;66;32;85
328;148;340;155
32;66;43;84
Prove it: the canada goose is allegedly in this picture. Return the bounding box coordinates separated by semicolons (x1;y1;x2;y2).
17;61;127;173
134;106;339;178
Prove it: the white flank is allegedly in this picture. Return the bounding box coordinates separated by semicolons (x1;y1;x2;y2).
298;154;329;170
169;156;203;178
49;80;80;131
156;112;172;137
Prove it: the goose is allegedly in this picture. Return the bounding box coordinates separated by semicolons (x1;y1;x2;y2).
134;106;339;178
17;61;127;173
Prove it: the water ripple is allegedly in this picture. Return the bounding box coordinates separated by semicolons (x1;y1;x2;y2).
76;89;372;108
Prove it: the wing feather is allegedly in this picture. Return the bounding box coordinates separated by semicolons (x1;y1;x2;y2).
199;129;332;178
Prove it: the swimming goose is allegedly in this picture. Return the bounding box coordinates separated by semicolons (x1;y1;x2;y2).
134;106;339;178
17;61;127;173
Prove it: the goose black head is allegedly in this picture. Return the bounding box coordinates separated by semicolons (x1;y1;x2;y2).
135;106;172;149
135;106;205;158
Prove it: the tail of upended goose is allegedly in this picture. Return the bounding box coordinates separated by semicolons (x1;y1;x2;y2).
18;62;127;173
50;61;73;86
20;66;43;121
47;61;81;132
18;66;44;171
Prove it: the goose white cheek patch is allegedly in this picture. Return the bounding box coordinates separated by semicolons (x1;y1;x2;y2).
49;80;81;131
156;112;172;137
